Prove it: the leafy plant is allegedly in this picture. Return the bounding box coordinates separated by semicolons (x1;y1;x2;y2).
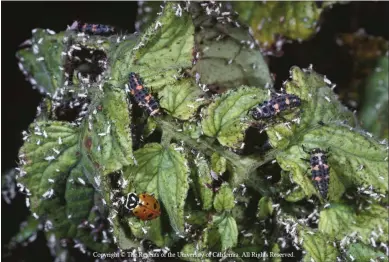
231;1;347;55
8;2;389;262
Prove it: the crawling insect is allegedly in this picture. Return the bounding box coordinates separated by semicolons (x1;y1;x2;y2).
127;72;161;116
251;93;301;120
302;145;330;199
69;21;116;35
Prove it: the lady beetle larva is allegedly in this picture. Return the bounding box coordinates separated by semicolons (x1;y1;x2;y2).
70;21;116;35
128;72;160;116
251;93;301;120
124;192;161;221
302;146;330;199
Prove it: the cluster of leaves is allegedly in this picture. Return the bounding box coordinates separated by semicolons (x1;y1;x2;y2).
7;1;389;262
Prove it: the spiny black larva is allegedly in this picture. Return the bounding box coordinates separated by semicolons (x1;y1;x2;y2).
251;93;301;120
127;72;160;116
69;21;116;35
306;147;330;199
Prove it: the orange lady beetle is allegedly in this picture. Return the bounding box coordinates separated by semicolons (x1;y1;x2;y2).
125;193;161;221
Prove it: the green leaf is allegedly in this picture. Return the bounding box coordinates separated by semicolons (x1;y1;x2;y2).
65;165;95;224
125;143;190;233
301;231;339;262
201;87;268;148
211;153;227;174
284;186;307;202
112;2;194;91
159;78;205;120
18;121;79;215
185;210;209;226
81;85;134;175
319;204;388;244
127;216;170;247
346;243;387;262
110;214;138;250
233;2;332;52
43;198;77;238
256;196;273;219
213;214;238;251
16;29;65;95
182;122;202;140
213;184;235;212
359;55;389;139
190;2;273;91
16;122;110;249
191;157;213;211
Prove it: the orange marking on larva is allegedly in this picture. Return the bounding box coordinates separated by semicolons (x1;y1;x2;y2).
273;103;280;113
312;165;320;171
144;95;151;102
314;177;322;181
136;85;143;90
323;164;329;169
130;90;135;95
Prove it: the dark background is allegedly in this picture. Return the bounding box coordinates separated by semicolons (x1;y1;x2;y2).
2;2;389;262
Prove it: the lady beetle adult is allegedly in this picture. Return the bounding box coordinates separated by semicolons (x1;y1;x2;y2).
127;72;160;116
251;93;301;120
302;146;330;199
124;192;161;221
